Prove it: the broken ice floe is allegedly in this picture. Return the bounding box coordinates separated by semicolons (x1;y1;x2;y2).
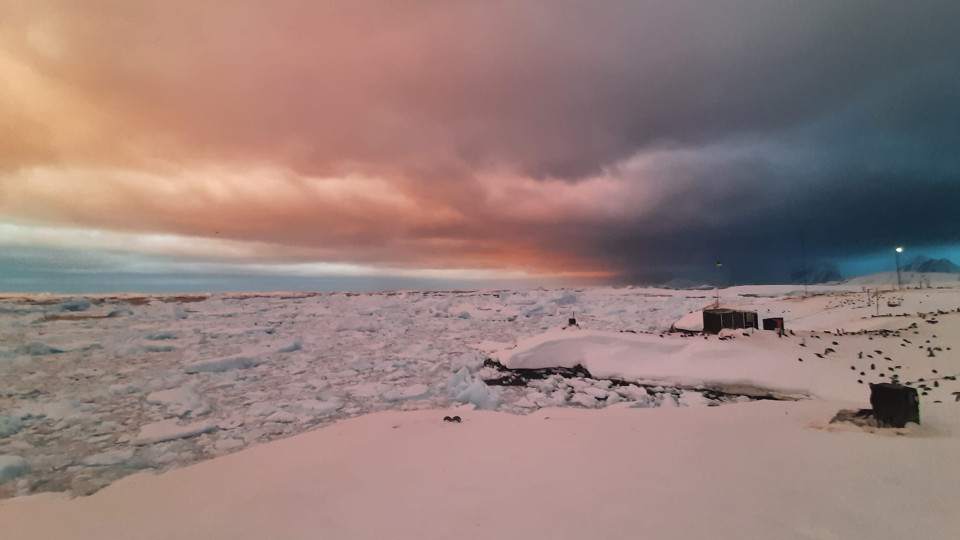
20;342;66;356
145;331;179;341
184;356;260;374
146;387;211;418
82;449;136;467
447;368;501;410
0;456;29;483
383;384;430;402
54;298;92;312
0;416;23;438
132;419;218;445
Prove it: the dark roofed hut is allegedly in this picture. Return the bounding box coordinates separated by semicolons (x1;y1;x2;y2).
703;308;758;334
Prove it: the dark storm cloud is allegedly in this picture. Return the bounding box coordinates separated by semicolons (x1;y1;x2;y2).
2;1;959;283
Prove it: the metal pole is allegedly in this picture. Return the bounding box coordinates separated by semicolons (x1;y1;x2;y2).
715;262;722;307
895;249;902;290
801;233;808;297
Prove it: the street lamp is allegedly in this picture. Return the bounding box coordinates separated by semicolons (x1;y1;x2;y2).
895;247;903;289
714;261;722;307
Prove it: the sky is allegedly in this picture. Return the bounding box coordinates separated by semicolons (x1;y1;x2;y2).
2;1;959;293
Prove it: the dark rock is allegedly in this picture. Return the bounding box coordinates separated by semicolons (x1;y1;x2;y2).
830;408;875;426
56;298;92;312
481;358;592;386
869;383;920;428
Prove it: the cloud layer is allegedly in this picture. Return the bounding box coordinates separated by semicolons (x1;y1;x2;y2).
2;1;959;284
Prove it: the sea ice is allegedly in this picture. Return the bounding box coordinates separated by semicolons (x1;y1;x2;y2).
55;298;91;312
551;293;578;305
146;387;211;417
291;398;344;415
132;419;218;445
184;356;260;374
277;341;302;353
384;384;430;402
214;438;245;452
109;383;141;395
583;387;611;400
659;393;678;407
0;416;23;438
145;331;179;341
21;342;65;355
247;403;278;417
570;392;599;408
0;456;28;483
336;317;382;332
265;411;299;423
452;378;501;410
679;390;710;407
82;449;136;467
348;383;387;398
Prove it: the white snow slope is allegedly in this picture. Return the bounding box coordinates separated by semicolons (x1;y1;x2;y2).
2;402;958;540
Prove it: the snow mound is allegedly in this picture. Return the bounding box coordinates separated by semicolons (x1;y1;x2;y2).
673;311;703;332
184;356;260;374
132;419;217;445
494;328;850;400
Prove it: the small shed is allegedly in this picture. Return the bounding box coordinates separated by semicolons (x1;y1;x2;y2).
762;317;785;331
703;308;758;334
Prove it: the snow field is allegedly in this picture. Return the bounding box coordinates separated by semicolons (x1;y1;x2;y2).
2;401;959;540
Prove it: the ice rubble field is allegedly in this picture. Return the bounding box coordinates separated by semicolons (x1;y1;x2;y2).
0;287;713;497
1;273;960;539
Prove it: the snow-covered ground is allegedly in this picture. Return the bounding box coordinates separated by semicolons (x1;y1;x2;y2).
4;401;960;540
1;272;959;538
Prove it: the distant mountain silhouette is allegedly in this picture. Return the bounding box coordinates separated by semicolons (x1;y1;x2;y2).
902;255;960;273
790;263;842;284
